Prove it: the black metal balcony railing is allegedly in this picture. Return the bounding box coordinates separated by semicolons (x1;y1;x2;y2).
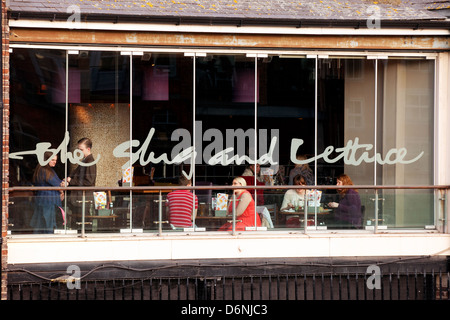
7;270;449;300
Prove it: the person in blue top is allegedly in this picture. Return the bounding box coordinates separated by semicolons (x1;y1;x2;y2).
30;151;63;233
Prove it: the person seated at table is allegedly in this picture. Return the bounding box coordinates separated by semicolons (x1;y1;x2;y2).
280;174;310;227
327;173;362;229
167;174;198;228
281;174;308;211
218;177;261;231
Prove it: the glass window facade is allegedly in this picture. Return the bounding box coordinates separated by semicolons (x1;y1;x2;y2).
8;48;436;234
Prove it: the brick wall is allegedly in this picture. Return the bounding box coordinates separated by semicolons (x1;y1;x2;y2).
1;0;9;301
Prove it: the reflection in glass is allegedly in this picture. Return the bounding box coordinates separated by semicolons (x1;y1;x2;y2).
9;48;66;233
132;53;194;232
257;56;315;229
65;51;130;233
377;59;435;228
194;54;258;230
195;55;256;184
8;49;437;234
315;58;376;229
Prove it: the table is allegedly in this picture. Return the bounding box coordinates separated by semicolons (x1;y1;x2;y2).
195;205;274;230
279;207;332;226
195;215;230;230
74;214;119;232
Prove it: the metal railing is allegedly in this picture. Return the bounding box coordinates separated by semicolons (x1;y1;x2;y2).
7;270;449;300
7;184;450;235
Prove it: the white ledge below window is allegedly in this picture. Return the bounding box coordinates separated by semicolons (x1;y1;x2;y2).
6;231;450;265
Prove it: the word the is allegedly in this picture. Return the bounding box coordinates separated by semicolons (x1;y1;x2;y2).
9;131;100;167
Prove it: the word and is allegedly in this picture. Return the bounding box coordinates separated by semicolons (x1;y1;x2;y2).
114;127;279;169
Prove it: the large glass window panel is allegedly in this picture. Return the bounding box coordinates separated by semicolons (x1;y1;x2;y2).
377;59;435;228
316;58;376;229
65;51;131;233
9;48;67;234
131;53;194;232
257;56;316;229
8;48;439;235
194;54;258;231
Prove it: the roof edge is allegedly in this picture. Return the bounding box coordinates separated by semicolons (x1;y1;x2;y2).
7;11;450;30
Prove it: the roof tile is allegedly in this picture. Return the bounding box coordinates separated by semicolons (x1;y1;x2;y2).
6;0;448;21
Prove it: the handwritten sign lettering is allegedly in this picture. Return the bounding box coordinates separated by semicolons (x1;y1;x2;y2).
9;131;101;166
10;125;424;180
290;138;423;166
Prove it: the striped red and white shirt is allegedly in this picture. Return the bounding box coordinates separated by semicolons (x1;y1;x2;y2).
167;190;198;227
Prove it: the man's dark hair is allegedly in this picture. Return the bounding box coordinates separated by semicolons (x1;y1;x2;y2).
78;137;93;149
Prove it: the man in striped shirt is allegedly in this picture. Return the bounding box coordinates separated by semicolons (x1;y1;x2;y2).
167;175;198;228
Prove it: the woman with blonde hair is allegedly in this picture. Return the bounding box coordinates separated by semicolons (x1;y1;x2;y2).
219;177;261;231
328;173;362;229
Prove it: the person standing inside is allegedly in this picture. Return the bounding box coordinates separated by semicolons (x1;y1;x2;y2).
167;175;198;228
289;154;314;186
241;164;263;183
62;138;97;218
241;163;265;205
30;151;63;233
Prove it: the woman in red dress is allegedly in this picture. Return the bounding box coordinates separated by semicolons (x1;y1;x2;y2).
219;177;261;231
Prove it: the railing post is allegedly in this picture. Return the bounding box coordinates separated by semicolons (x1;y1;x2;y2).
158;191;162;235
374;189;379;233
129;189;133;232
304;190;308;232
81;191;86;237
153;190;168;235
438;188;447;233
232;193;236;236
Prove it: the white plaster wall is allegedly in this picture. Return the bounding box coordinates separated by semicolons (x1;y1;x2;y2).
7;232;450;265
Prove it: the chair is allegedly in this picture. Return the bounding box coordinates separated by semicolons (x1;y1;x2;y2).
262;203;281;226
361;205;366;226
256;205;275;228
263;203;277;221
